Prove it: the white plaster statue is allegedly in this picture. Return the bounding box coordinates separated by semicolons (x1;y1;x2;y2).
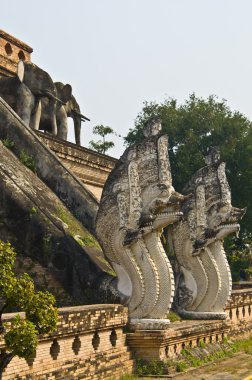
172;147;246;319
96;117;184;328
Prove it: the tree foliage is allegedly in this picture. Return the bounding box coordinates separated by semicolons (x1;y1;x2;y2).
225;232;252;281
89;124;115;154
0;241;58;377
124;94;252;233
4;316;38;358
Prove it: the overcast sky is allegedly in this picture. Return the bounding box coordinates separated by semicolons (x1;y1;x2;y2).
2;0;252;157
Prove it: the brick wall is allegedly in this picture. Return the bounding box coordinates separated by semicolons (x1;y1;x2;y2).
226;288;252;332
0;305;134;379
0;29;32;77
127;288;252;361
0;290;252;377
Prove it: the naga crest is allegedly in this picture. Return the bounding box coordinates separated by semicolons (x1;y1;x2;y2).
96;117;184;324
172;147;246;319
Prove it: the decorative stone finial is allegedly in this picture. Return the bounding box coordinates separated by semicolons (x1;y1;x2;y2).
142;115;162;138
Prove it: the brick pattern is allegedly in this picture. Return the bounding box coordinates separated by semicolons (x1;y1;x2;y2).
0;305;134;379
127;288;252;361
127;320;230;361
226;288;252;333
0;29;32;77
0;291;252;377
36;131;117;200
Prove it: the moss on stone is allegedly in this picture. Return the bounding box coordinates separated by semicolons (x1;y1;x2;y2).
167;311;181;322
19;149;36;172
2;137;14;150
56;206;100;249
42;235;52;258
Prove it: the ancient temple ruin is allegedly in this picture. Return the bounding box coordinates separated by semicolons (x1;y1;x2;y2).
0;30;251;380
96;118;245;326
0;29;32;76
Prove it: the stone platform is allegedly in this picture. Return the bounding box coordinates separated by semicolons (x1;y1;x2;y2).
0;289;252;378
127;319;230;361
127;288;252;362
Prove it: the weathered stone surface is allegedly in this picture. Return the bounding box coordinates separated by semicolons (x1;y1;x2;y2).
0;98;98;234
0;141;116;304
226;288;252;333
36;131;116;200
172;147;246;318
96;117;184;321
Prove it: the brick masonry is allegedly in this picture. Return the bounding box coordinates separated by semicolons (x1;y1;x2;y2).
127;288;252;361
1;305;134;379
0;29;32;77
225;288;252;333
0;291;251;378
36;131;117;200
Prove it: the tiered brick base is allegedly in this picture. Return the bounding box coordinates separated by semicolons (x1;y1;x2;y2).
127;320;230;361
127;288;252;361
1;290;252;377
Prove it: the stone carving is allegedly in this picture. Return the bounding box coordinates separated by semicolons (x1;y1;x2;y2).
0;61;39;128
129;318;171;331
20;60;62;134
39;82;90;146
172;147;246;319
96;117;184;324
0;60;61;134
0;61;89;145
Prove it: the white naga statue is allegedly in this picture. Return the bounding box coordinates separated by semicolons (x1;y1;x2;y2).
172;147;246;319
96;117;184;328
96;120;246;326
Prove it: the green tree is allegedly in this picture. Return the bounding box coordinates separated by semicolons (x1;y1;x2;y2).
0;241;58;378
124;94;252;233
225;232;252;282
89;124;115;154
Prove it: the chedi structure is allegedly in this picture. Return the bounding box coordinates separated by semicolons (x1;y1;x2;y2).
96;119;246;327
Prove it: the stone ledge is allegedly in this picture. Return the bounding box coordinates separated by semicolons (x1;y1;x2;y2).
1;304;128;345
127;320;231;361
0;29;33;53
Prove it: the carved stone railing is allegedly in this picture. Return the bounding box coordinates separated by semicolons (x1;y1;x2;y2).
127;320;230;361
225;288;252;327
127;289;252;361
1;290;252;377
0;305;133;380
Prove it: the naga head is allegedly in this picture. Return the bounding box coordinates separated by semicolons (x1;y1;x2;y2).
182;147;246;254
138;117;184;232
140;183;184;231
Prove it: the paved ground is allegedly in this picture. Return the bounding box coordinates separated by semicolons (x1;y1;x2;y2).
140;352;252;380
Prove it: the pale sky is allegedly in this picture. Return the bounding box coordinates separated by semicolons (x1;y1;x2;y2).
1;0;252;158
